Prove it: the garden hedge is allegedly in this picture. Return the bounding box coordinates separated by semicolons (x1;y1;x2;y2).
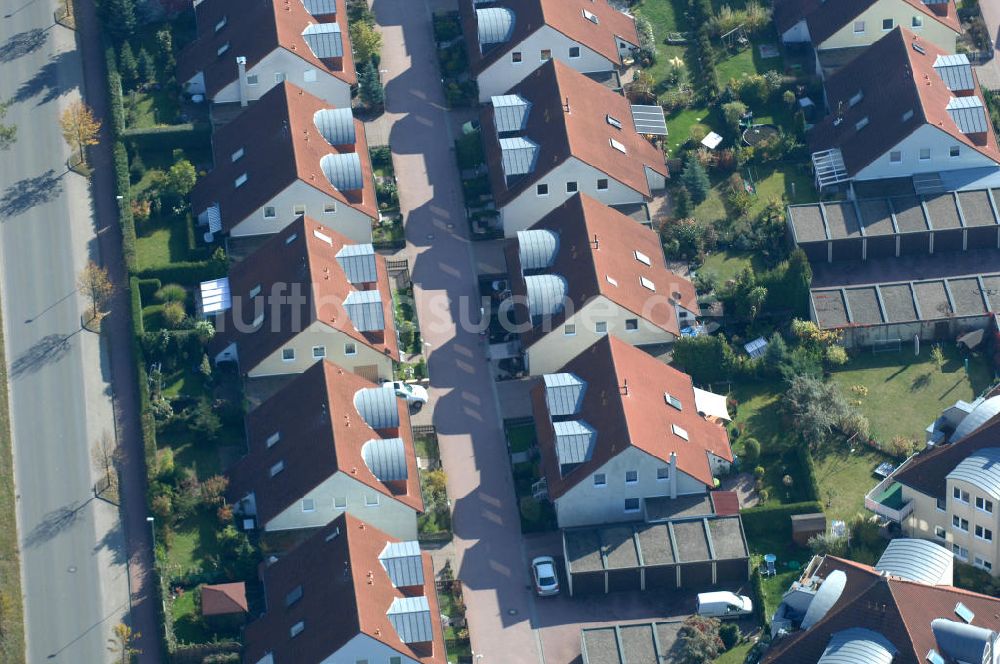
137;259;226;286
741;500;824;543
123;123;212;153
796;443;821;503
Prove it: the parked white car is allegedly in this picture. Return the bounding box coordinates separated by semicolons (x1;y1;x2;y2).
531;556;560;597
696;592;753;619
388;381;429;412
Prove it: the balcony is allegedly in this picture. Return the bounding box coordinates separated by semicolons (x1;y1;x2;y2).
865;454;918;523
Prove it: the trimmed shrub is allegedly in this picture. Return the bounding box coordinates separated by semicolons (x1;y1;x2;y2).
154;283;186;303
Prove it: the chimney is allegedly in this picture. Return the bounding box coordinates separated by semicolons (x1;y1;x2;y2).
669;451;678;499
236;56;249;107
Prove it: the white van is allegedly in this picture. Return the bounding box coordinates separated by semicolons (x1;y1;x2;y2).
696;592;754;619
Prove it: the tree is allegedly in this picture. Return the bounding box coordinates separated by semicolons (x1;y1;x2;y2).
165;158;197;199
350;20;383;63
358;59;384;109
673;185;692;218
741;437;761;465
99;0;136;42
680;156;710;204
155;28;175;79
0;100;16;151
719;622;741;651
119;41;139;89
672;335;736;385
78;261;114;322
722;100;748;132
931;345;946;371
107;622;141;663
676;615;723;664
60;101;102;165
782;375;867;446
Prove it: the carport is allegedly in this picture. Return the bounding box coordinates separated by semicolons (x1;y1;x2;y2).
580;621;682;664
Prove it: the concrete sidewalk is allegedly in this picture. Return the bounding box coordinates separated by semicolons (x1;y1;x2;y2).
372;0;545;661
975;0;1000;90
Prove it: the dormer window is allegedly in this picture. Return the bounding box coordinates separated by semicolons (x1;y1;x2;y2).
583;8;599;23
854;117;869;131
849;90;863;107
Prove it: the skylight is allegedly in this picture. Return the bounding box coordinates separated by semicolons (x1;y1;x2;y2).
582;8;599;23
672;424;689;440
902;109;914;122
955;602;975;623
640;276;655;291
926;650;945;664
634;250;651;266
665;393;682;410
606;114;622;129
610;138;627;154
313;229;333;245
849;90;863;107
855;117;869;131
606;275;618;286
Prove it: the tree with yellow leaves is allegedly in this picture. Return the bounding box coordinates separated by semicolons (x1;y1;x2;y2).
78;261;114;324
107;622;141;663
59;101;101;166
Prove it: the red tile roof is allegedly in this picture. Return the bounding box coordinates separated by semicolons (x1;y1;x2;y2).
481;59;668;207
243;514;446;664
209;215;398;372
809;28;1000;177
201;582;248;616
764;554;1000;664
461;0;638;75
533;335;732;499
177;0;355;97
773;0;959;45
190;82;377;234
227;359;422;525
505;193;697;346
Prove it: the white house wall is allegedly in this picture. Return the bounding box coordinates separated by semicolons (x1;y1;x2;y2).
555;446;707;529
476;25;617;102
524;297;677;375
319;633;422;664
818;0;959;52
500;158;649;236
211;48;352;108
853;124;999;181
228;180;374;242
264;471;418;540
246;320;394;380
781;20;811;43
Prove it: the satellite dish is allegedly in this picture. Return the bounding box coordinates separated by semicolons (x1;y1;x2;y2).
801;570;847;630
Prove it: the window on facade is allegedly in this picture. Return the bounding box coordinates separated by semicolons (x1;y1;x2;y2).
246;73;259;86
954;544;969;560
853;21;865;34
977;497;994;513
282;348;295;361
312;346;326;359
290;621;304;638
566;181;578;194
937;496;947;511
324;202;337;214
889;151;902;163
976;525;993;541
231;147;245;162
334;496;347;509
512;51;522;63
303;69;317;83
920;148;931;160
564;324;576;336
540;49;552;61
569;46;581;58
263;206;276;218
536;183;549;196
345;342;357;355
950;146;961;158
912;15;923;27
266;431;281;448
935;526;947;539
302;499;315;512
274;72;286;83
365;494;380;506
595;321;607;333
390;657;403;664
594;473;606;486
953;515;969;531
293;204;306;216
954;487;970;503
624;498;640;512
625;470;638;483
625;318;639;331
597;178;609;190
976;556;992;571
657;467;670;480
882;18;893;30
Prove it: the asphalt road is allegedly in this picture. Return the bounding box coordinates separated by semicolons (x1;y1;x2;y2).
0;3;129;662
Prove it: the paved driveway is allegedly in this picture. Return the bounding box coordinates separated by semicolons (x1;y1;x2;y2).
371;0;545;661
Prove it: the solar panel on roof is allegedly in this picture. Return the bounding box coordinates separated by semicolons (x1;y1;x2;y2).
302;22;343;59
313;108;355;146
947;96;988;134
492;95;532;133
320;152;363;191
631;104;668;135
343;289;385;332
499;136;539;178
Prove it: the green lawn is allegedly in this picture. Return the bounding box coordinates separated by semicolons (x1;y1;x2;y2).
716;36;784;86
634;0;688;85
165;511;223;577
161;367;211;400
666;107;715;156
123;87;181;129
170;588;211;644
699;249;758;285
813;447;889;523
505;423;536;454
829;346;994;445
761;568;801;618
716;641;754;664
415;433;440;460
687;163;817;226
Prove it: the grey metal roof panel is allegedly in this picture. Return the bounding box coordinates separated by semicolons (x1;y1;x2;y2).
817;628;896;664
492;95;532;133
313;108;356;146
379;541;424;588
517;229;559;271
553;419;597;465
476;7;515;45
499;136;539;178
354;387;400;430
301;0;336;15
875;539;953;585
934;54;974;92
947;97;989;134
543;373;586;416
387;596;433;644
630;104;668;135
524;273;567;317
343;289;385;332
946;447;1000;500
932;618;994;663
302;22;344;59
335;243;378;284
321;152;364;192
954;395;1000;440
361;437;408;482
801;570;847;630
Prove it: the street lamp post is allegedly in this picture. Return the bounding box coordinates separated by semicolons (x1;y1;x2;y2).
146;516;155;553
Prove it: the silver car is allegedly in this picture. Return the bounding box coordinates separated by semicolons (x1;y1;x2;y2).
531;556;560;597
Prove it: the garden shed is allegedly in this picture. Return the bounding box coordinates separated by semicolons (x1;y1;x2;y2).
790;513;826;547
